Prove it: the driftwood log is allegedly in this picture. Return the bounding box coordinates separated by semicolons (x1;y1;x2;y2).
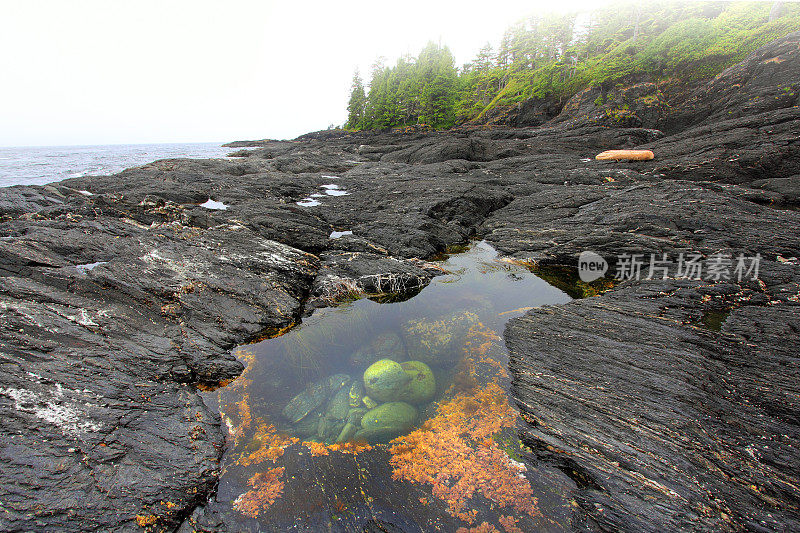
595;149;655;161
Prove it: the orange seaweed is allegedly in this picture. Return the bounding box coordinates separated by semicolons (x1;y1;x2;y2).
389;322;539;525
302;440;373;456
499;515;523;533
457;522;500;533
302;441;330;456
238;423;298;466
233;468;285;518
389;382;537;522
327;440;373;454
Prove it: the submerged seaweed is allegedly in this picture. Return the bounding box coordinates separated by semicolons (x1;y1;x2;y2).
515;263;617;299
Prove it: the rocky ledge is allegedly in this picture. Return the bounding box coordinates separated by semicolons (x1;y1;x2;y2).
1;33;799;532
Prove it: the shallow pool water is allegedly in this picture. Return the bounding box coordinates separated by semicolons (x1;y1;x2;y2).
321;184;350;196
296;198;322;207
202;241;579;531
200;199;229;210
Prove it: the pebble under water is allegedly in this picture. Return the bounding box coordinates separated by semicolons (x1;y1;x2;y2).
201;241;581;531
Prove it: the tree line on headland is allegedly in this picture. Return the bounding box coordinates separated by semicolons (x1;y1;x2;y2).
345;1;799;131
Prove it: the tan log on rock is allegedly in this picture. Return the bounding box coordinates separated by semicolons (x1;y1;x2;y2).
595;149;655;161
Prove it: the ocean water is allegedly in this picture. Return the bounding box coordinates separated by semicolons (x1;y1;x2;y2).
0;142;238;188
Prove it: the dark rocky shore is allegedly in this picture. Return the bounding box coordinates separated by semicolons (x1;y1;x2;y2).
1;33;799;532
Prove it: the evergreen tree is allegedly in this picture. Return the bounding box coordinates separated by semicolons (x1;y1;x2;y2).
345;70;366;130
416;42;458;128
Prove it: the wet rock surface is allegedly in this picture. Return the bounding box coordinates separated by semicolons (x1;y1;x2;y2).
1;34;799;532
505;282;800;532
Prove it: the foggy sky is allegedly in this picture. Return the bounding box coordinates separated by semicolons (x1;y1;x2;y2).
0;0;610;146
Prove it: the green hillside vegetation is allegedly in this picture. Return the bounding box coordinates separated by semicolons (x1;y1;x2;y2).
345;1;800;130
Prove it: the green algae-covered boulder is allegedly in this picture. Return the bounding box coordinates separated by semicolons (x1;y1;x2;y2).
362;396;377;409
335;408;368;443
360;402;417;430
363;359;411;402
355;401;418;442
349;332;406;367
325;386;351;421
317;416;346;443
348;381;364;408
292;410;322;438
283;373;351;423
396;361;436;404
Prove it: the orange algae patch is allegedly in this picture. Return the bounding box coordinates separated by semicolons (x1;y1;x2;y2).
221;348;297;517
238;422;298;466
390;321;539;524
302;441;330;456
223;348;257;447
233;468;285;518
135;514;158;527
327;440;372;454
457;522;500;533
302;440;373;456
389;381;538;523
499;515;523;533
595;149;654;161
449;323;510;395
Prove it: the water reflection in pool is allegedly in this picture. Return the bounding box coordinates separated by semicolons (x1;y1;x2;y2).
202;241;577;531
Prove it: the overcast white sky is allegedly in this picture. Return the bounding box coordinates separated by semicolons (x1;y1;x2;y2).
0;0;612;146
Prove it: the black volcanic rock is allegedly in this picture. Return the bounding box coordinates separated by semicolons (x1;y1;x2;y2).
505;281;800;532
481;178;800;263
0;185;320;531
642;107;800;187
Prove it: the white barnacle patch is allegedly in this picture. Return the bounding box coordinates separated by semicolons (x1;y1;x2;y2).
75;309;99;327
257;239;308;262
75;261;107;272
507;457;529;480
0;383;103;437
139;249;165;263
317;274;366;303
139;248;194;278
